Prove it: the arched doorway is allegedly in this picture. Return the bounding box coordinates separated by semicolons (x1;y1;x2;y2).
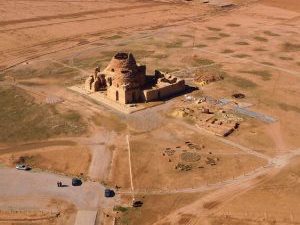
116;91;119;101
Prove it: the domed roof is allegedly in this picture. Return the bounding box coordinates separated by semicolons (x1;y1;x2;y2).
103;52;138;74
103;52;145;88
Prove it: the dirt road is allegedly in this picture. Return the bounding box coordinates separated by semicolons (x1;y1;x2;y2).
0;168;115;210
85;129;117;181
0;0;208;71
151;148;300;225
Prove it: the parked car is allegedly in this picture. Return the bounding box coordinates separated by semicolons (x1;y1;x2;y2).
71;178;82;186
104;189;115;198
132;200;143;208
16;164;31;171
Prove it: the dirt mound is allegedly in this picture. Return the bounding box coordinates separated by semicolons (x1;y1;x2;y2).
194;67;225;85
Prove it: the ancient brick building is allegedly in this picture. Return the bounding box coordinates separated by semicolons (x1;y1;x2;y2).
85;52;185;104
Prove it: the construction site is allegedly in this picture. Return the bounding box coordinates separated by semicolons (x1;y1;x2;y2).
0;0;300;225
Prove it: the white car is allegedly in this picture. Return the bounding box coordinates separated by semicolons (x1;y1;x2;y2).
16;164;31;171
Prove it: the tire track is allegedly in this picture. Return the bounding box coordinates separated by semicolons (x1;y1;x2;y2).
0;2;168;26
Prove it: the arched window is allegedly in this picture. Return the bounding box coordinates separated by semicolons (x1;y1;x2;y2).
116;91;119;101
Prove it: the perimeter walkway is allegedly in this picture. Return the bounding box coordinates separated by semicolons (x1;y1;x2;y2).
74;210;98;225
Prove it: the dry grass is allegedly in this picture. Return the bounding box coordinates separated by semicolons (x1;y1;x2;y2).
211;156;300;224
193;58;215;66
279;56;293;61
278;102;300;113
195;44;208;48
151;54;168;59
219;33;231;38
261;61;274;66
282;42;300;52
233;54;250;58
117;193;203;225
253;47;267;51
0;146;91;177
128;128;266;190
253;36;268;42
207;27;222;31
221;49;234;54
91;113;127;133
239;70;272;81
224;75;258;89
3;62;80;82
206;36;221;40
73;57;103;69
104;34;122;40
0;86;86;143
226;23;240;27
165;40;183;48
235;41;249;45
263;30;280;36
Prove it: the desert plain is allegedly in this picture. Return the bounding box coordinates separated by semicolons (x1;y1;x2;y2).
0;0;300;224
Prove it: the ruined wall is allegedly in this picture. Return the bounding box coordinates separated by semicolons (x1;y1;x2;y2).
107;86;126;104
143;89;159;102
157;80;186;99
143;80;185;102
124;89;142;104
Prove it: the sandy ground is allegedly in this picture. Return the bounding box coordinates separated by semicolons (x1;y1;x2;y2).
0;0;300;224
0;168;118;225
0;145;91;177
85;128;117;181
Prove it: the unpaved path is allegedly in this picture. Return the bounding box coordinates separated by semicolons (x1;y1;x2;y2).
0;168;115;210
84;129;116;181
74;210;98;225
152;148;300;225
119;148;300;196
266;122;288;153
195;124;272;161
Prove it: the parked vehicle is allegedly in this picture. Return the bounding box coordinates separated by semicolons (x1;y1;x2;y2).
71;178;82;186
132;200;143;208
104;189;115;198
16;164;31;171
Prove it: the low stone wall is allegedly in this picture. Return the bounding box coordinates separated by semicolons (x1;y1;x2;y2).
159;80;185;99
143;89;159;102
143;80;185;102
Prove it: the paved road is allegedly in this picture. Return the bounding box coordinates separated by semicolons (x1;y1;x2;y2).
74;210;98;225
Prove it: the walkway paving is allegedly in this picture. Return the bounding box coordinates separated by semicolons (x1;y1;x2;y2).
74;210;98;225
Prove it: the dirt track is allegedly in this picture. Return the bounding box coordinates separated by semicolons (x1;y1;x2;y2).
151;148;300;225
1;0;300;224
0;0;209;71
0;168;116;209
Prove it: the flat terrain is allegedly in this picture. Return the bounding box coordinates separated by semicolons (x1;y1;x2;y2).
0;0;299;225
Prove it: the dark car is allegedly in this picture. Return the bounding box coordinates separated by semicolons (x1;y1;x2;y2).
132;200;143;208
72;178;82;186
104;189;115;198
